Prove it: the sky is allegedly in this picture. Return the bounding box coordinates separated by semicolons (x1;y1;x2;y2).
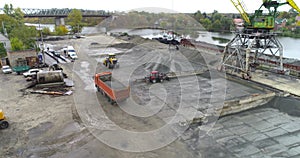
1;0;300;13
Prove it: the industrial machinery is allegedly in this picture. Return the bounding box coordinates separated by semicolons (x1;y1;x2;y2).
103;53;119;69
220;0;300;79
0;109;9;129
145;71;170;83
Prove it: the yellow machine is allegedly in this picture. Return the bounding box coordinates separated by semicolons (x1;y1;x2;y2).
103;53;119;69
0;109;9;129
231;0;300;31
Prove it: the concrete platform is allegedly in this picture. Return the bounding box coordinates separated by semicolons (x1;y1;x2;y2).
182;106;300;158
251;70;300;97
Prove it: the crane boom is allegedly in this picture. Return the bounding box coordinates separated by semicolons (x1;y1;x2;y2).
231;0;300;31
287;0;300;13
230;0;251;25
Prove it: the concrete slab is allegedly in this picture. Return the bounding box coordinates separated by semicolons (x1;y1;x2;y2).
252;71;300;97
264;128;289;137
279;122;300;133
247;120;276;132
241;132;269;142
261;144;288;156
274;135;300;147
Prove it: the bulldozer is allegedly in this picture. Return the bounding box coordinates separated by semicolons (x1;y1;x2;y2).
103;53;119;69
0;109;9;129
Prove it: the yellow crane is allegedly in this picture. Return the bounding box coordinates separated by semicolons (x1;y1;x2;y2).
231;0;300;30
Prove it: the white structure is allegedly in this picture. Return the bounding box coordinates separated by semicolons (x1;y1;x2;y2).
0;33;11;51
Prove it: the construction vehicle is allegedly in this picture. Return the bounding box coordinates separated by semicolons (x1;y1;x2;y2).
94;72;130;105
0;109;9;129
103;53;119;69
145;71;170;83
231;0;300;32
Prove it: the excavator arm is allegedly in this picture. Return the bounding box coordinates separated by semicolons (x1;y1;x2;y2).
230;0;251;25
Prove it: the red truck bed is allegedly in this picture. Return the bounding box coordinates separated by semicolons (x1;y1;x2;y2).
95;72;130;104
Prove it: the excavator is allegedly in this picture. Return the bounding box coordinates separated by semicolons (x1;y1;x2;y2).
103;53;119;69
231;0;300;32
0;109;9;129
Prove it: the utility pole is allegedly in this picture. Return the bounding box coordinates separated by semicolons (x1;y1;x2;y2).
38;19;45;65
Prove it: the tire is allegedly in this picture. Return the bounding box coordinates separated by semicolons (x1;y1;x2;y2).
96;86;100;92
152;79;156;83
160;79;164;83
0;121;9;129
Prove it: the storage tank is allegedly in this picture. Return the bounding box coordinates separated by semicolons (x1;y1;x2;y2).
36;70;64;84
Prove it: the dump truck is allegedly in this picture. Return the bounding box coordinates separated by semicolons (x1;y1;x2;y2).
0;109;9;129
94;72;130;105
103;53;119;69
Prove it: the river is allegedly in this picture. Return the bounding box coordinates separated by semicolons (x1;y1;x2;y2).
203;32;300;60
26;23;300;59
125;28;300;60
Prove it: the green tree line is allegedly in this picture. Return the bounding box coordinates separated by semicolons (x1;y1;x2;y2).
192;10;233;32
0;5;85;53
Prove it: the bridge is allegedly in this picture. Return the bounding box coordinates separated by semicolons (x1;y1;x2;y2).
0;8;112;25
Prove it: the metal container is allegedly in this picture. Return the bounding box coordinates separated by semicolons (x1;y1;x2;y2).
36;70;64;84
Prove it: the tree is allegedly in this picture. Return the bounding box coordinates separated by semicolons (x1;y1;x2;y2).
194;10;204;22
0;43;7;57
3;4;13;16
55;25;68;35
42;27;51;36
10;25;37;49
212;12;222;22
11;37;24;51
221;16;233;31
160;21;167;29
200;18;212;30
67;9;83;34
211;20;222;31
0;14;17;36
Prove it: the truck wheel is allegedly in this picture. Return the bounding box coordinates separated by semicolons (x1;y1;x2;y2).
96;86;100;92
111;100;115;105
0;121;9;129
152;79;156;83
160;79;164;83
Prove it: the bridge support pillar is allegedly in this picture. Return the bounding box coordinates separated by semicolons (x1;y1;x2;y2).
55;17;65;26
